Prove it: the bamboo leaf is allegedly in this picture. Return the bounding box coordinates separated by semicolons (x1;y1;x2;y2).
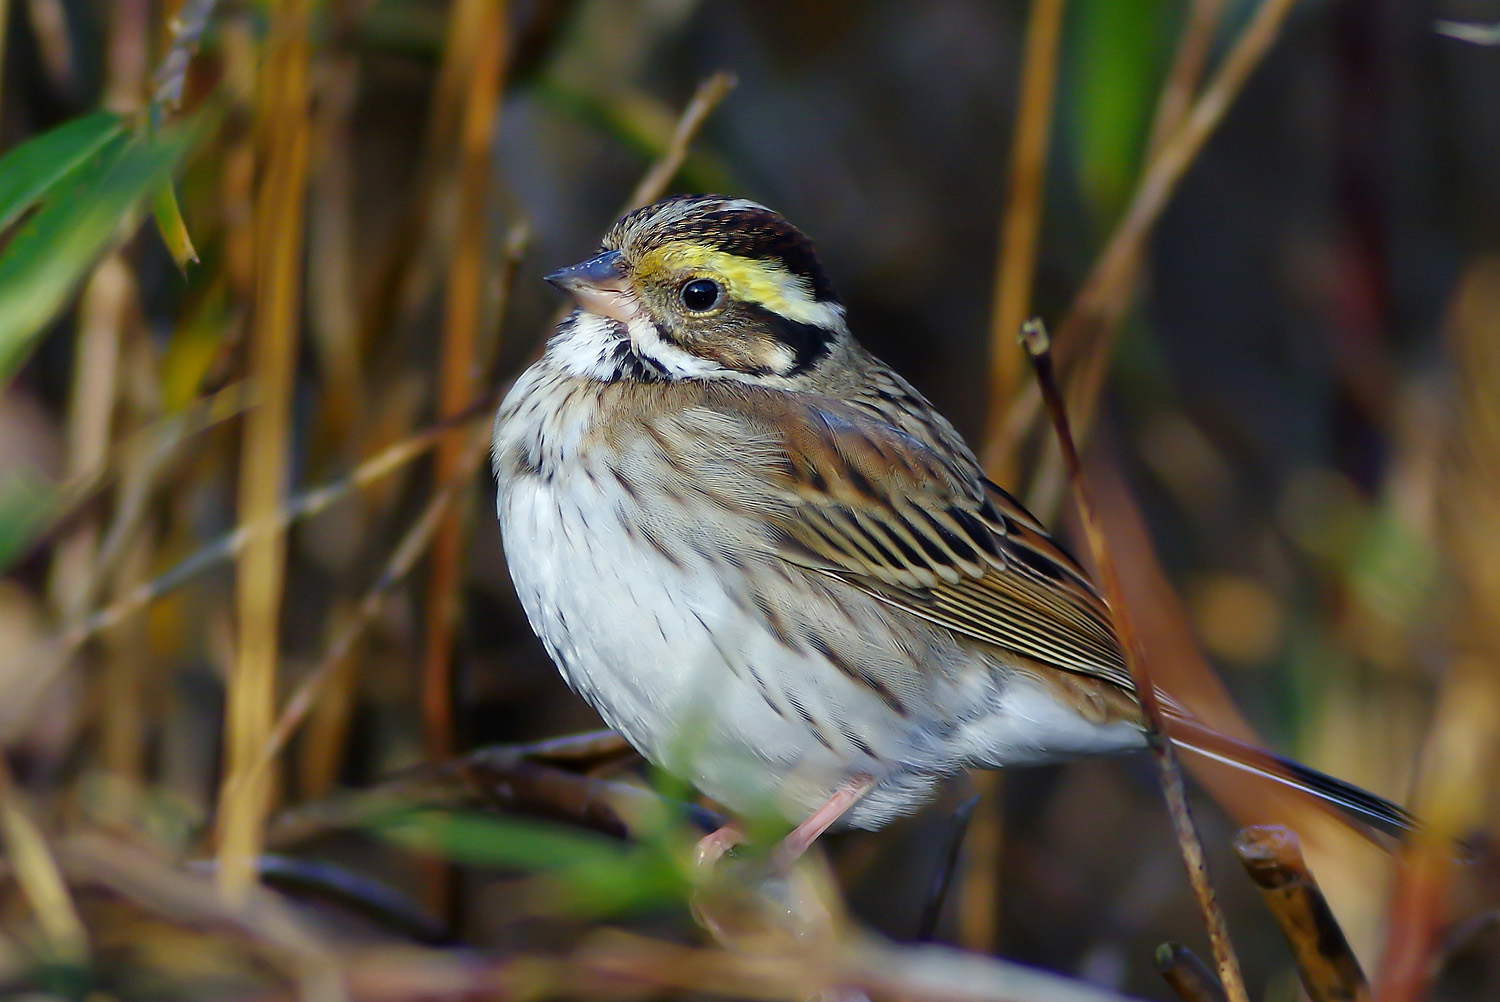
0;120;205;385
0;111;126;233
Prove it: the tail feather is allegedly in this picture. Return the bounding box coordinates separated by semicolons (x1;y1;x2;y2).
1164;715;1416;842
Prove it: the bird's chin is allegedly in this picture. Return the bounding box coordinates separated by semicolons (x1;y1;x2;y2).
570;286;641;325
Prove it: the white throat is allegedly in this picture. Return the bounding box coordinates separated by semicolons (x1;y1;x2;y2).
547;309;734;382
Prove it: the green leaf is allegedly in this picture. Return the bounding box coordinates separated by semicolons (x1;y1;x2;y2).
0;118;206;385
1068;0;1168;215
152;182;199;270
374;810;689;916
0;111;126;234
0;466;57;573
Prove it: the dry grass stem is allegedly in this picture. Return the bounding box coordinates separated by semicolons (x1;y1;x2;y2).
0;756;89;964
421;0;511;765
61;834;346;1000
984;0;1301;481
581;925;1150;1002
44;395;495;655
238;421;495;809
1021;319;1249;1002
46;255;130;622
1144;0;1226;158
1234;825;1369;1002
217;0;314;901
984;0;1067;486
1054;0;1302;419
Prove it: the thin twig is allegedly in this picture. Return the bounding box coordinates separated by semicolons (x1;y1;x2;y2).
984;0;1303;482
1056;0;1302;423
624;71;737;214
151;0;221;117
230;855;453;945
268;739;716;849
45;393;498;653
1434;20;1500;45
1234;826;1369;1002
1020;318;1249;1002
1144;0;1226;160
0;394;501;737
228;422;493;810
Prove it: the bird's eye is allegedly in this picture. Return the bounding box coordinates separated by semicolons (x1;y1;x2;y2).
679;278;722;313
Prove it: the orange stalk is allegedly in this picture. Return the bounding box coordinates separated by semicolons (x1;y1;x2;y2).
985;0;1067;487
216;0;313;902
421;0;510;763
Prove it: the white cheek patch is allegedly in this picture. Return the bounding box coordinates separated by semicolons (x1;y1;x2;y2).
759;339;799;376
549;310;629;381
624;317;728;378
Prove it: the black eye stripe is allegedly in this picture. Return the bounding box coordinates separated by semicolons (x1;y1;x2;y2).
741;302;833;375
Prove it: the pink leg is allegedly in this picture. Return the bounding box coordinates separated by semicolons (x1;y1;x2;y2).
773;775;876;867
694;823;743;868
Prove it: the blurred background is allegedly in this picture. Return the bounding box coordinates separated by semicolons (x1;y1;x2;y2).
1;1;1499;1000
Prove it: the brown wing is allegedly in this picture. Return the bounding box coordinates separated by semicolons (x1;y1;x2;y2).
735;384;1136;696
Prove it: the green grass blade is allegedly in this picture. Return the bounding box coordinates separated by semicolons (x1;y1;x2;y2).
374;810;689;916
0;111;126;234
152;181;199;270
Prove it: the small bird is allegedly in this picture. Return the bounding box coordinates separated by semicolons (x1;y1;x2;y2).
492;194;1411;856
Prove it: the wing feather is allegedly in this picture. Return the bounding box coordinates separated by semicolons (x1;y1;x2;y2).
738;379;1138;695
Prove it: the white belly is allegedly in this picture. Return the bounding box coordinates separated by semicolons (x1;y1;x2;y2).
500;471;866;822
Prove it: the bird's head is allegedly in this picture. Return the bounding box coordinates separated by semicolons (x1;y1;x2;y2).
545;195;847;382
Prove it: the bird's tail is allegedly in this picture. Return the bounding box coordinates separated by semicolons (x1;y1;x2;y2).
1163;714;1416;842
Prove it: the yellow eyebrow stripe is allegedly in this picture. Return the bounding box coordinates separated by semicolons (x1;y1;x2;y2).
638;243;843;328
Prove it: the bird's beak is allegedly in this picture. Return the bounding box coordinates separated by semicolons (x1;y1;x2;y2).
544;249;638;323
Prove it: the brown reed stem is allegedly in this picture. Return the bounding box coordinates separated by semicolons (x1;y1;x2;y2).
421;0;510;766
1234;826;1369;1002
1021;318;1248;1002
216;0;313;902
985;0;1067;487
984;0;1301;481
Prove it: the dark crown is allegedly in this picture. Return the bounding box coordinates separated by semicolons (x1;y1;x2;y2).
606;195;838;303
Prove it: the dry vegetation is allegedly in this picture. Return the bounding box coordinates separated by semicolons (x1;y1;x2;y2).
0;1;1497;1000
